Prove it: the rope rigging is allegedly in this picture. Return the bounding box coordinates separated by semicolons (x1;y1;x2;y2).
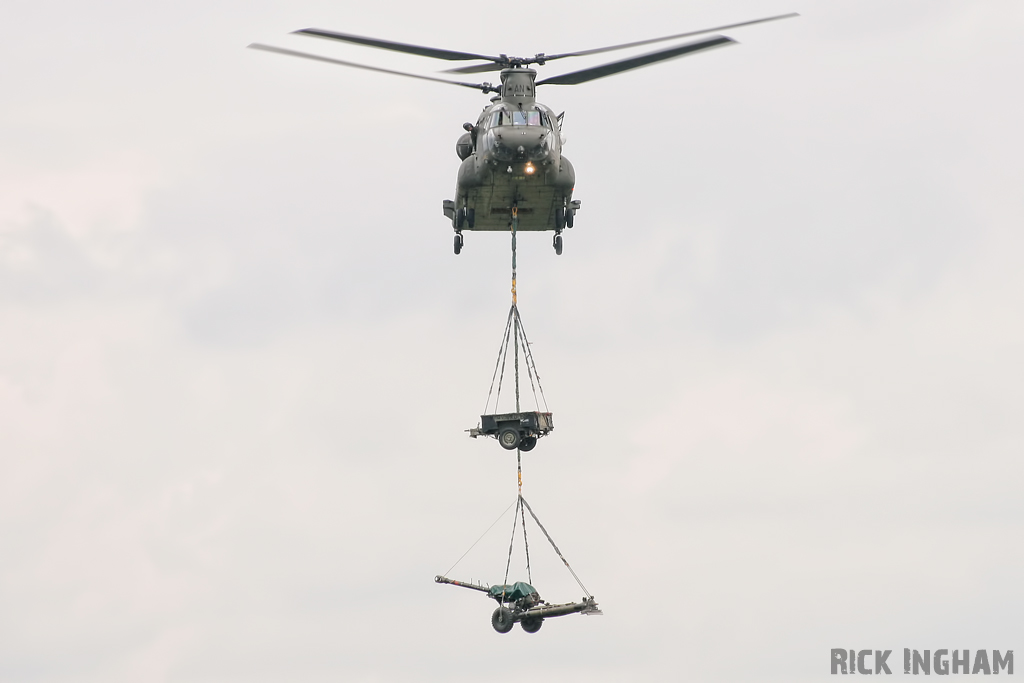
444;204;591;608
480;211;548;416
483;305;549;415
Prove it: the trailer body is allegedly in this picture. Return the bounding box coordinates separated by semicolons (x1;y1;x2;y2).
468;411;553;450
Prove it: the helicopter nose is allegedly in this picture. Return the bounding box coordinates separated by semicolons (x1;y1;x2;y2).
514;129;549;160
516;128;545;147
489;127;551;162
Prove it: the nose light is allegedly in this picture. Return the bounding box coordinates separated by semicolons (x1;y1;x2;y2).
525;162;535;175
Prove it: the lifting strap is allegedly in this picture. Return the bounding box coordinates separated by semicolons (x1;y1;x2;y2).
512;206;520;415
442;498;518;577
482;305;549;415
500;495;589;601
501;496;521;598
521;496;592;599
468;202;587;604
480;206;549;416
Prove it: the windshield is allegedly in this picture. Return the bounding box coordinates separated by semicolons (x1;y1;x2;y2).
491;109;545;127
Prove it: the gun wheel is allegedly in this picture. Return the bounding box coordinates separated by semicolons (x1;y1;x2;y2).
521;617;543;633
491;607;514;634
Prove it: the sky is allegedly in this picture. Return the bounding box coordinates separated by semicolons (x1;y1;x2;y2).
1;0;1023;681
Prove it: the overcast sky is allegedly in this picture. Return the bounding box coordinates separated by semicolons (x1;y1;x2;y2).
2;1;1023;681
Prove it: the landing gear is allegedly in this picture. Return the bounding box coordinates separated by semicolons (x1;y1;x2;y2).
553;233;563;256
456;206;475;229
555;206;566;231
454;233;463;255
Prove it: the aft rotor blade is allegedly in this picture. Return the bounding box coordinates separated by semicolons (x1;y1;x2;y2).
542;12;797;61
248;44;496;92
293;28;502;63
536;35;734;86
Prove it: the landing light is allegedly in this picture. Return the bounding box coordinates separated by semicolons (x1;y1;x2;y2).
525;163;535;175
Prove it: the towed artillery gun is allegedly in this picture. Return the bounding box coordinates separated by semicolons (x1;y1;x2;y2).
435;575;601;633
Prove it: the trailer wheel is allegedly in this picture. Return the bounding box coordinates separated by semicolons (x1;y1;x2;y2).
521;617;543;634
519;436;537;452
491;607;514;634
498;428;520;450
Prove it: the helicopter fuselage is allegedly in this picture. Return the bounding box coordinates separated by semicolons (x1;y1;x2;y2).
253;15;796;255
444;69;578;235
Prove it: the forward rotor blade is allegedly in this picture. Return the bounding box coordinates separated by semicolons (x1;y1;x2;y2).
444;62;507;75
248;44;496;92
536;35;734;86
293;28;502;63
542;12;797;61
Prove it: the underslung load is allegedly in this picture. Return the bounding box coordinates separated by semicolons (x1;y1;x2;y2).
469;214;553;452
435;575;600;634
469;411;552;451
436;496;601;634
440;196;598;633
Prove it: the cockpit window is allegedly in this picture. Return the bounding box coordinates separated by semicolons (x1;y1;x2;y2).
491;109;545;127
514;110;541;126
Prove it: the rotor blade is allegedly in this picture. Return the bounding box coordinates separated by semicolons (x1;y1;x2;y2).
536;35;734;86
542;12;797;61
293;28;502;63
248;44;496;92
444;62;507;75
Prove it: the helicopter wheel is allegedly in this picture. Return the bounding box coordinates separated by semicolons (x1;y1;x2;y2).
454;233;463;255
553;234;563;256
555;207;566;231
566;209;574;228
456;207;467;229
466;207;475;229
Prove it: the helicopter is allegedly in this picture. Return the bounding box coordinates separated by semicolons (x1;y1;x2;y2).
249;13;796;255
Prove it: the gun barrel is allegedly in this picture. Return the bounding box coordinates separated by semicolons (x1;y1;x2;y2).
435;575;491;594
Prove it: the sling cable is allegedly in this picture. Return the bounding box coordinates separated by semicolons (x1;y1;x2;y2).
435;203;601;634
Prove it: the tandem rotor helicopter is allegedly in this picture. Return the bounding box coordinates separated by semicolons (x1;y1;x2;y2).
249;13;796;255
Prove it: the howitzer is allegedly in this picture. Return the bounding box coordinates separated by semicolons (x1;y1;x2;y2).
435;574;601;634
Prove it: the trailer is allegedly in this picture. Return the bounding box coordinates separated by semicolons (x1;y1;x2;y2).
468;411;553;450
